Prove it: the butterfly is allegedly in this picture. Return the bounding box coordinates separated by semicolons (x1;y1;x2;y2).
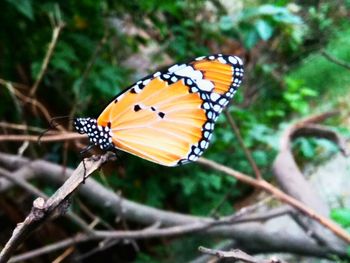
74;54;244;166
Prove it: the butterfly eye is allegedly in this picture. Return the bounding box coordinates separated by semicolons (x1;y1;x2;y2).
76;54;243;166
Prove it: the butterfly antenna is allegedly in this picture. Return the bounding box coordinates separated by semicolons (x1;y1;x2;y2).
37;115;73;145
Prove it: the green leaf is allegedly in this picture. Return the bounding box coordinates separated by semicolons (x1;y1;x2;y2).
316;139;338;154
5;0;34;20
208;174;222;190
331;208;350;227
181;177;196;196
50;58;72;73
252;150;268;166
255;19;274;41
299;138;314;158
243;30;259;50
258;4;285;16
300;88;318;97
219;16;233;31
273;10;302;24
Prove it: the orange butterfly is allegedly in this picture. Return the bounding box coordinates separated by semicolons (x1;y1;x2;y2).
74;54;244;166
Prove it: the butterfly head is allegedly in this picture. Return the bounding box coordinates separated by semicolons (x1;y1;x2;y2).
74;117;113;151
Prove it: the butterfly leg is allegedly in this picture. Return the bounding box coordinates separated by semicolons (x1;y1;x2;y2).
79;144;95;184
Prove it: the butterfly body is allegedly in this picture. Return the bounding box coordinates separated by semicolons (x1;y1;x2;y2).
74;54;244;166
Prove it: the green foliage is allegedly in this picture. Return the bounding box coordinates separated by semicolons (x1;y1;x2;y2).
5;0;34;20
220;4;304;51
288;23;350;100
283;77;318;115
331;208;350;228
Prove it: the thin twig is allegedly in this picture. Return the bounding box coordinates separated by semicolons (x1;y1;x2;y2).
0;122;50;134
30;15;64;96
0;78;29;91
0;167;92;233
51;246;74;263
0;133;84;143
209;110;264;216
68;28;109;132
197;157;350;243
0;81;60;128
76;29;109;95
321;50;350;71
224;110;262;180
198;246;286;263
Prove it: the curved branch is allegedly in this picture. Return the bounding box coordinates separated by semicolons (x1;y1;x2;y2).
274;112;349;212
273;111;349;251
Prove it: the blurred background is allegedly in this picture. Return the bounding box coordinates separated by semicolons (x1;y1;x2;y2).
0;0;350;262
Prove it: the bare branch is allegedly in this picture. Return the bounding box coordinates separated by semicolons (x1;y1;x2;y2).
321;50;350;71
197;157;350;243
198;246;287;263
0;166;92;233
7;204;288;262
0;152;347;258
225;110;262;180
0;153;115;263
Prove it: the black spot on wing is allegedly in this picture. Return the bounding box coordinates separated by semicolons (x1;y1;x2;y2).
134;104;141;112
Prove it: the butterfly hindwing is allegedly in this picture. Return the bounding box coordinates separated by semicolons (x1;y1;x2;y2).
96;54;243;166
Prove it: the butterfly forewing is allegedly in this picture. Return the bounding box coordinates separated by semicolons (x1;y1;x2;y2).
97;54;243;166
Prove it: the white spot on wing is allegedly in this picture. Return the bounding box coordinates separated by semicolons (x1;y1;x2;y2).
219;98;227;105
236;56;243;65
203;102;210;110
189;155;196;161
143;79;151;85
196;56;205;61
210;93;220;101
218;57;227;64
175;66;203;80
134;85;142;93
196;79;214;92
213;104;221;112
228;56;238;65
168;64;187;73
